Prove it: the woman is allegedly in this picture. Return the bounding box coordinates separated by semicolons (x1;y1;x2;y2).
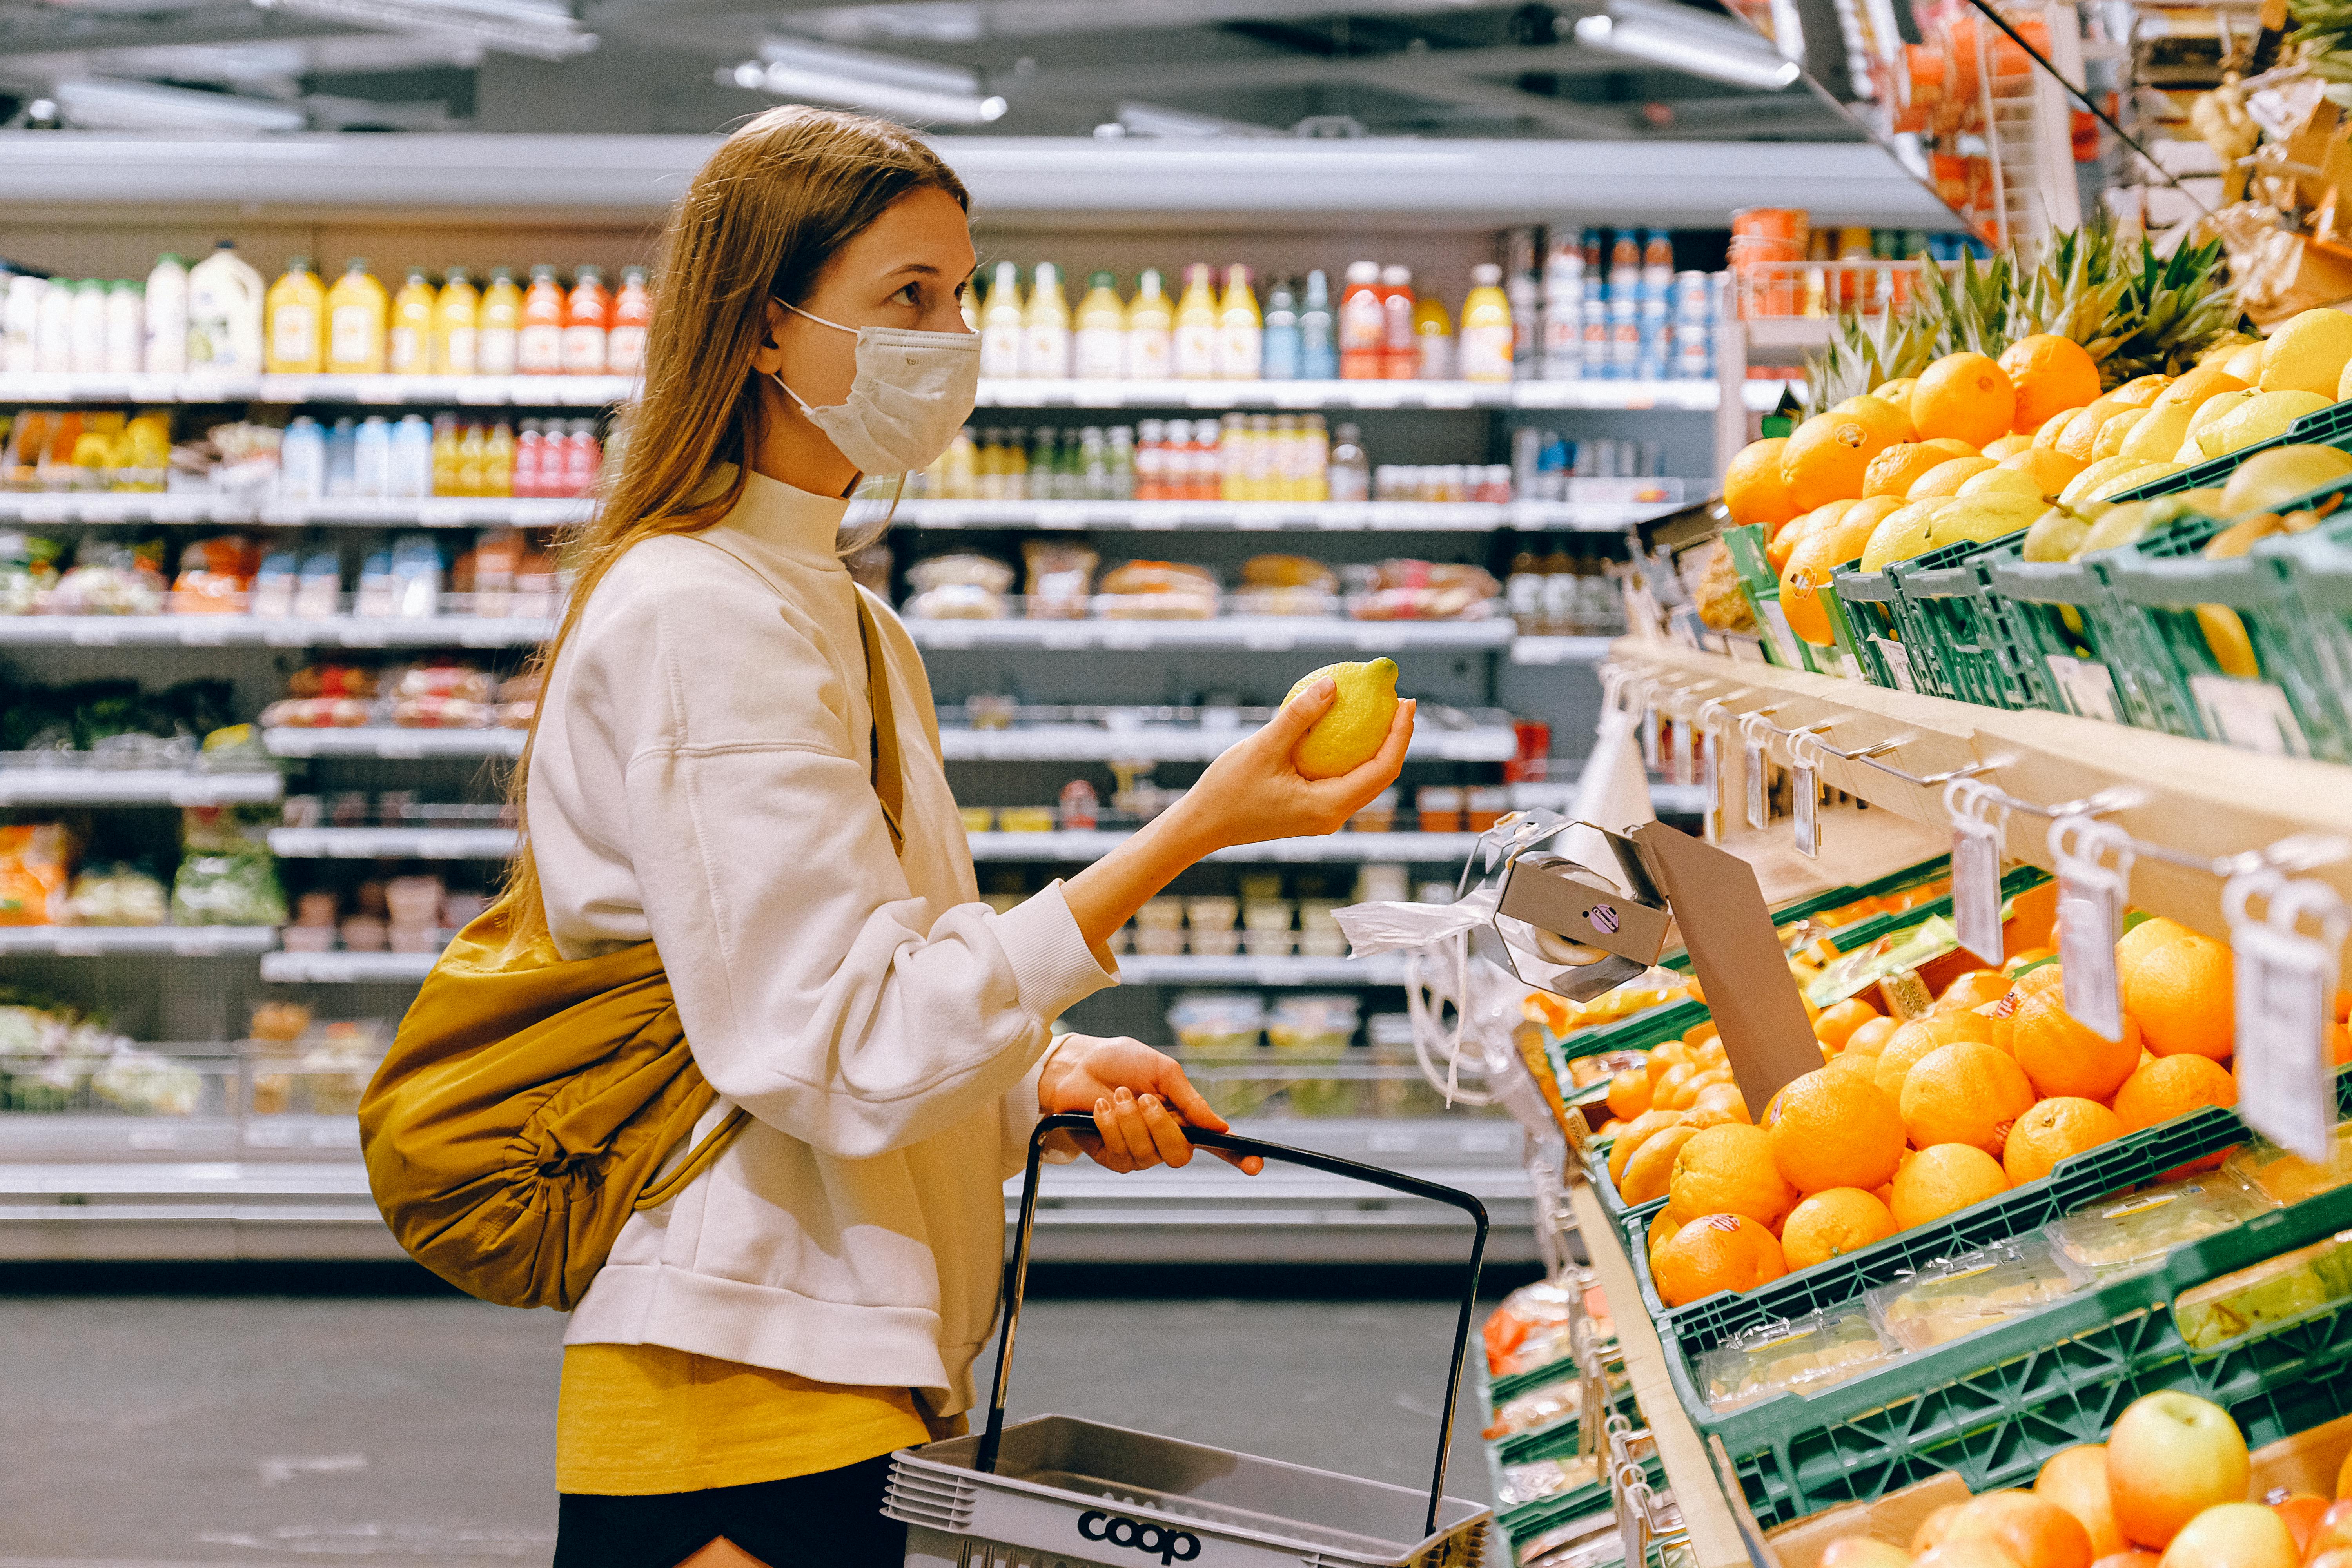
521;105;1414;1566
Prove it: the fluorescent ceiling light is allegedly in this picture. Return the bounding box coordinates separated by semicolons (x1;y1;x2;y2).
249;0;595;60
51;76;308;132
1109;101;1279;138
1573;2;1801;89
734;36;1005;123
793;0;1485;44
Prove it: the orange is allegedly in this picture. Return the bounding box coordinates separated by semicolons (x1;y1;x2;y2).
2117;916;2235;1060
2053;398;2125;463
1847;1015;1900;1054
1910;455;1998;498
2000;334;2103;434
2035;1445;2127;1559
1653;1061;1696;1109
1995;446;2088;498
2109;374;2171;408
1769;500;1850;572
2112;1054;2238;1132
1780;1187;1899;1269
1913;351;2018;447
2011;987;2143;1101
1891;1142;2011;1226
1765;1067;1906;1192
1651;1212;1788;1307
1606;1067;1653;1121
1824;1541;1914;1568
2031;408;2080;449
1668;1122;1797;1227
2004;1096;2126;1185
1947;1490;2096;1568
1874;1010;1999;1101
1692;1082;1753;1122
1783;410;1896;509
1875;376;1919;408
1984;433;2035;460
1938;969;2014;1013
2013;961;2065;996
1725;437;1800;527
1866;441;1961;498
1605;1108;1681;1187
1814;996;1882;1051
1901;1042;2037;1155
1833;393;1916;447
1780;497;1902;643
1646;1203;1691;1261
1622;1123;1703;1204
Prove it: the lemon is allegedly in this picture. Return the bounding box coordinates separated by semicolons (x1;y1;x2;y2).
2224;342;2267;383
1926;492;2046;548
2218;444;2352;516
2091;407;2150;460
2206;389;2331;456
2118;404;2193;461
1956;466;2044;500
2022;504;2095;562
2059;455;2155;505
1907;456;1995;498
2150;366;2248;412
2109;374;2172;407
2258;309;2352;397
1860;498;1955;572
2185;388;2263;457
2088;460;2181;501
1287;658;1400;779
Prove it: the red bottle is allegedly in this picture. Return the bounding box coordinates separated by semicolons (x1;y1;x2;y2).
1338;261;1385;381
564;420;601;497
1379;265;1416;380
517;265;564;375
512;420;543;500
562;266;610;375
606;265;651;376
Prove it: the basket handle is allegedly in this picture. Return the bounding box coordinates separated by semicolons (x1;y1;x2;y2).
976;1111;1491;1541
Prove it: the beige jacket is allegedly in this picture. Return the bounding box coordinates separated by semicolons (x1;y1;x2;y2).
527;467;1116;1415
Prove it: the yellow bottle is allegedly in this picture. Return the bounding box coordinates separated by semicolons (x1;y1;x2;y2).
325;258;388;375
1216;264;1263;379
978;262;1025;380
477;266;522;377
389;267;435;376
1458;262;1514;383
1411;294;1455;380
264;257;325;375
455;421;486;497
1073;271;1126;381
1172;263;1219;380
1123;268;1172;381
483;420;515;497
432;267;479;376
1021;261;1071;381
430;413;460;496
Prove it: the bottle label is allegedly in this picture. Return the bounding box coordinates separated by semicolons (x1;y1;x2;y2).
389;326;425;375
442;327;479;375
329;304;374;368
1339;292;1385;353
1216;323;1262;379
1021;324;1069;381
518;324;563;373
562;324;607;374
1074;327;1123;381
979;323;1024;379
272;304;316;368
1125;328;1171;380
1462;325;1513;382
606;325;646;375
1172;323;1217;379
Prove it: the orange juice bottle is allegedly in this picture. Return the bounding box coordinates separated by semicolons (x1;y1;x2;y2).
325;258;388;374
477;267;521;376
432;268;479;375
389;267;435;375
264;256;324;374
517;265;564;374
562;265;610;375
1215;264;1261;379
483;420;515;497
1172;263;1218;380
455;421;486;496
1458;263;1514;383
607;265;651;376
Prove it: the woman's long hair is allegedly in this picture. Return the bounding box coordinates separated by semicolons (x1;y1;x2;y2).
497;105;968;948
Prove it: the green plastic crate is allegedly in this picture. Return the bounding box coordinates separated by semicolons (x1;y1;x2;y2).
1988;548;2164;731
1723;523;1777;593
1682;1177;2352;1527
2103;396;2352;503
2275;517;2352;755
1826;562;1933;694
1886;535;2059;712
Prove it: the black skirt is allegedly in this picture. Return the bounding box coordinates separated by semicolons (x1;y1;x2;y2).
552;1455;906;1568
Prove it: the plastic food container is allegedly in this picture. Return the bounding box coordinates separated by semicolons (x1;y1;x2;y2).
1299;898;1345;931
998;806;1055;833
1185;896;1239;932
1243;899;1296;932
1865;1234;2092;1352
2228;1127;2352;1207
1354;864;1409;903
1466;785;1511;831
1299;929;1348;957
2049;1176;2274;1281
1348;788;1398;832
1268;993;1360;1050
1167;992;1265;1052
279;924;334;953
384;875;444;927
388;922;441;954
1136;927;1185;956
1696;1304;1898;1412
958;806;995;833
1137;897;1185;931
338;915;387;952
2174;1228;2352;1352
1243;928;1294;957
1188;926;1242;956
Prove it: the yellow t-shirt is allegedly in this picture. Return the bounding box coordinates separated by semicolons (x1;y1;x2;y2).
557;1342;932;1495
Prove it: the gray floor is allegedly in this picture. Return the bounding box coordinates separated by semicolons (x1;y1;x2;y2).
0;1289;1496;1565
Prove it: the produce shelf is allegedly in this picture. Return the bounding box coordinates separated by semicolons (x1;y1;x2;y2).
905;616;1517;652
0;926;278;956
256;946;1407;986
893;499;1677;532
0;767;283;807
938;720;1518;762
0;615;554;648
969;831;1481;863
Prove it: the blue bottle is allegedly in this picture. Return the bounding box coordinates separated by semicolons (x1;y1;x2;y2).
280;415;325;501
1296;269;1336;381
325;417;357;498
1261;278;1300;381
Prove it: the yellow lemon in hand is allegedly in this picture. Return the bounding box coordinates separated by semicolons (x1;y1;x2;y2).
1287;658;1400;778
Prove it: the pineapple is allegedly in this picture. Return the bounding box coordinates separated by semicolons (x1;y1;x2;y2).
1806;303;1935;411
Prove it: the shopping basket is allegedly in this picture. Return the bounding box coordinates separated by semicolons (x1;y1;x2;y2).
884;1111;1496;1568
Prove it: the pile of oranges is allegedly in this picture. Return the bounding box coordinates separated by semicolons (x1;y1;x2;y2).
1599;914;2352;1309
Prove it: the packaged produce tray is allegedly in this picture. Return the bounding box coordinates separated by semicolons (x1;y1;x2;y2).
1677;1176;2352;1527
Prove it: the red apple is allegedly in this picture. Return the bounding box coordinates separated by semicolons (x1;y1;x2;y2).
2157;1504;2298;1568
1824;1538;1915;1568
2039;1445;2128;1558
2308;1501;2352;1560
2268;1494;2329;1557
2108;1392;2253;1548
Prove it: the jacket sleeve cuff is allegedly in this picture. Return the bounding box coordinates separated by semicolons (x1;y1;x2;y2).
1004;1032;1080;1173
994;879;1118;1025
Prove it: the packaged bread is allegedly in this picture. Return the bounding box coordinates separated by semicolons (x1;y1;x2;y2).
1240;554;1338;592
906;552;1014;619
1096;560;1219;620
1343;559;1501;621
1022;542;1097;620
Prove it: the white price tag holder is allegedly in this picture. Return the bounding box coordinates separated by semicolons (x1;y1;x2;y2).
2225;870;2348;1162
1639;682;1661;772
1788;730;1824;858
1695;699;1730;845
1945;777;2011;965
1739;710;1775;832
2050;813;2136;1041
1669;708;1694;788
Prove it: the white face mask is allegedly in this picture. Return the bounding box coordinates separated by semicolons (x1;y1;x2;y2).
770;302;980;477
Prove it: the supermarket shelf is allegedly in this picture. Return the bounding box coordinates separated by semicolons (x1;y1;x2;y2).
256;946;1408;986
0;767;282;807
0;926;277;956
267;827;516;859
0;493;596;528
893;499;1677;532
940;721;1517;762
0;1118;1535;1263
1612;640;2352;949
263;727;523;759
0;371;632;406
974;831;1480;863
0;615;552;648
906;616;1516;652
259;949;439;983
1509;635;1618;666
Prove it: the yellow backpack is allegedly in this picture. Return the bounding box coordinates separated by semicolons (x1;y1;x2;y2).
359;587;907;1309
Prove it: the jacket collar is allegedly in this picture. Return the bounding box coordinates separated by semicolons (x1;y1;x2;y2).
712;465;852;571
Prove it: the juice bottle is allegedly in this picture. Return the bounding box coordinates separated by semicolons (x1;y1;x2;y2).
1171;263;1218;380
1260;278;1299;381
1123;268;1172;381
1021;261;1071;381
1072;271;1125;381
563;265;610;375
565;420;601;495
518;265;565;374
389;267;436;375
265;257;325;375
1302;413;1330;500
607;265;651;376
1377;265;1416;380
1337;261;1384;380
483;420;515;497
1412;291;1455;381
433;268;479;376
513;419;543;499
1215;264;1261;380
455;421;486;497
477;267;522;376
978;262;1024;379
186;240;264;374
430;413;460;496
325;259;388;375
1298;269;1336;381
1459;263;1515;383
144;254;187;375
